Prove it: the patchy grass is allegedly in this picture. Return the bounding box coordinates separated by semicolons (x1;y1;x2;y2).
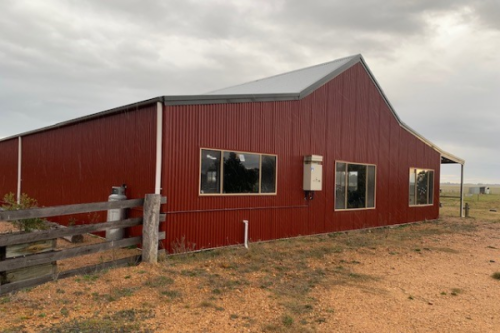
440;193;500;222
40;318;143;333
144;275;174;288
491;272;500;280
282;314;294;327
161;289;182;299
0;216;485;333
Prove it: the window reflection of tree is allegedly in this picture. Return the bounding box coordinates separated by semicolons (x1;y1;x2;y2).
223;152;259;193
347;167;366;208
261;156;276;193
416;170;428;204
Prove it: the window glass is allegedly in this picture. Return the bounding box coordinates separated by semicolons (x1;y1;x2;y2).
200;150;221;194
201;149;277;195
428;171;434;204
409;168;434;206
335;163;346;209
416;169;429;205
367;165;376;208
261;155;277;193
409;169;416;205
335;162;375;210
347;164;366;209
223;152;260;193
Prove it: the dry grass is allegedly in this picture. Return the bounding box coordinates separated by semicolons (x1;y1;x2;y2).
1;216;493;333
2;193;500;332
440;192;500;222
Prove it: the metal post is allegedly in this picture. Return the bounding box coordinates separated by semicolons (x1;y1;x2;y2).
143;194;161;263
460;164;464;218
17;136;22;204
464;203;470;218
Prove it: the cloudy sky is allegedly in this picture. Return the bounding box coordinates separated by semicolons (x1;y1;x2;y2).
1;0;499;184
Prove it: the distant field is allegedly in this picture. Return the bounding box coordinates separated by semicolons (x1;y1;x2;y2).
440;189;500;222
440;184;500;195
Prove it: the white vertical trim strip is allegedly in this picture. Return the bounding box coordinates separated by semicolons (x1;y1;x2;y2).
17;136;22;204
155;102;163;195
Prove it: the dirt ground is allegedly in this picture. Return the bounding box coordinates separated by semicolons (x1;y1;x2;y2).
1;216;500;333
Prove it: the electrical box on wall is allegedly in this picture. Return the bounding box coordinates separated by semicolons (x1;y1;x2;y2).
303;155;323;191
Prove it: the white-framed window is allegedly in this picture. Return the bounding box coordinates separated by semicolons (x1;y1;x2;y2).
335;161;376;210
200;148;277;195
409;168;434;206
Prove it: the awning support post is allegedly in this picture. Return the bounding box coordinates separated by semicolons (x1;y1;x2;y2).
460;164;464;218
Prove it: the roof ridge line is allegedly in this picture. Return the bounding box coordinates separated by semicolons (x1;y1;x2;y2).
206;54;361;95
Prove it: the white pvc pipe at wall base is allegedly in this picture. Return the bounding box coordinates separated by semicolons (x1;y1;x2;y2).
155;102;163;195
243;220;249;249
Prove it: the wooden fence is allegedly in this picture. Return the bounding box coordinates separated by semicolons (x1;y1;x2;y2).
0;194;166;295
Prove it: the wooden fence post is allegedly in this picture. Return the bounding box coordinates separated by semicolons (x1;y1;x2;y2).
142;194;161;263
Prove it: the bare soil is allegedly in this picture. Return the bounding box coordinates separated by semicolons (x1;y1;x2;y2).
1;217;500;333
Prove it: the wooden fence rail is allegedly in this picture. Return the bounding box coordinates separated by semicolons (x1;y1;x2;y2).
0;194;166;295
0;198;146;221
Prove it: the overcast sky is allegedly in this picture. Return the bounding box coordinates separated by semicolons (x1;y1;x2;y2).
1;0;499;184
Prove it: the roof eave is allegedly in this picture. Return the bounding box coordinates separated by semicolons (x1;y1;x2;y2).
400;121;464;165
356;56;464;165
0;97;162;142
162;93;300;106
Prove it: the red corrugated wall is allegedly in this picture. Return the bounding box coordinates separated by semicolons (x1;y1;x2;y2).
161;63;440;251
20;106;157;229
0;138;18;202
0;63;441;250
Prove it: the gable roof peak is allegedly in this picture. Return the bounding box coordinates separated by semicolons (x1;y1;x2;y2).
205;54;362;97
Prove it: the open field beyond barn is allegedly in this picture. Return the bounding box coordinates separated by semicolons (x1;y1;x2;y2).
1;195;500;332
440;184;500;195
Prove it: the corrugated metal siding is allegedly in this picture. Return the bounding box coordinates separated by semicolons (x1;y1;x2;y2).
161;62;442;251
0;138;18;200
0;61;444;253
20;106;157;227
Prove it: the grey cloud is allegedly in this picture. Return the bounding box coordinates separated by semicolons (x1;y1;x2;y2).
0;0;499;183
473;0;500;30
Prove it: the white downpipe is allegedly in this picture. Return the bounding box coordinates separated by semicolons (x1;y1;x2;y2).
17;136;22;204
155;102;163;195
243;220;249;249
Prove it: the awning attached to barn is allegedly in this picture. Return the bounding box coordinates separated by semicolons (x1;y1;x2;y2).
438;150;465;218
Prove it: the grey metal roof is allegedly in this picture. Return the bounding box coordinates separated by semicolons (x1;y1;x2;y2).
206;55;358;96
0;54;464;165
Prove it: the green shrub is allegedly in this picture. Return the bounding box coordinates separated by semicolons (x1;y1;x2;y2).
1;192;47;232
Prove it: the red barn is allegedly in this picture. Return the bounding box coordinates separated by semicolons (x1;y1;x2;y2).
0;54;464;251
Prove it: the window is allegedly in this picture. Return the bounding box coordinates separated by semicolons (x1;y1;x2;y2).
200;149;277;195
335;162;376;210
200;149;221;194
409;168;434;206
